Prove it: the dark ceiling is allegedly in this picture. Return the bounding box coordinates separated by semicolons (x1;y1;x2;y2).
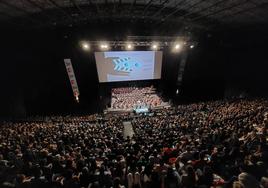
0;0;268;31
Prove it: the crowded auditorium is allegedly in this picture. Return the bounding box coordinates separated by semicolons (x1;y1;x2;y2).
1;1;268;188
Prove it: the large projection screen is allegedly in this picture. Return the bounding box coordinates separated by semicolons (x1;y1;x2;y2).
95;51;163;83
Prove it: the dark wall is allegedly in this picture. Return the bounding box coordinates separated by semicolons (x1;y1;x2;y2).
0;29;95;117
178;28;268;102
221;28;268;98
180;33;225;102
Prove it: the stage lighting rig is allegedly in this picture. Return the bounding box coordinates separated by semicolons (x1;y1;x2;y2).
80;36;196;51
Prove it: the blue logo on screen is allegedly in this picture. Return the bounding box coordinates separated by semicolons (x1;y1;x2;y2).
112;57;141;73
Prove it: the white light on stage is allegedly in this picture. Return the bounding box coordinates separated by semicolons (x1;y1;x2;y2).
81;42;90;50
172;43;182;52
175;44;181;50
190;45;194;49
151;43;158;50
126;43;134;50
100;43;109;50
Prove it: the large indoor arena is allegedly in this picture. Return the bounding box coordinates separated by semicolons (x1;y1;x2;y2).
0;1;268;188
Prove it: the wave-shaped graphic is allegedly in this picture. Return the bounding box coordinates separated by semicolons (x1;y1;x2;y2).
112;57;141;73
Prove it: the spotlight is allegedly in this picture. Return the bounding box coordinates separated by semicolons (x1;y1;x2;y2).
172;43;182;52
100;43;109;50
126;43;134;50
175;44;181;50
151;43;158;50
190;45;195;49
81;42;90;50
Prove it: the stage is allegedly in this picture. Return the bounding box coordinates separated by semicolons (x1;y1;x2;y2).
105;102;171;114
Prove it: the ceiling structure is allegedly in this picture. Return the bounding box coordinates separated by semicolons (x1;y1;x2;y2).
0;0;267;31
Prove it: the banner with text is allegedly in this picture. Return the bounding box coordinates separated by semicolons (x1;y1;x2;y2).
64;59;80;100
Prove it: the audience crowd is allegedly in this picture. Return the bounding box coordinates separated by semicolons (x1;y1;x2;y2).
0;99;268;188
111;87;165;110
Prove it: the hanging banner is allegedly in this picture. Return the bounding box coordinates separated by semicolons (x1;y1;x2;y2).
64;59;80;102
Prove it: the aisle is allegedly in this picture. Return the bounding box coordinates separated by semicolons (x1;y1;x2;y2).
123;121;134;139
